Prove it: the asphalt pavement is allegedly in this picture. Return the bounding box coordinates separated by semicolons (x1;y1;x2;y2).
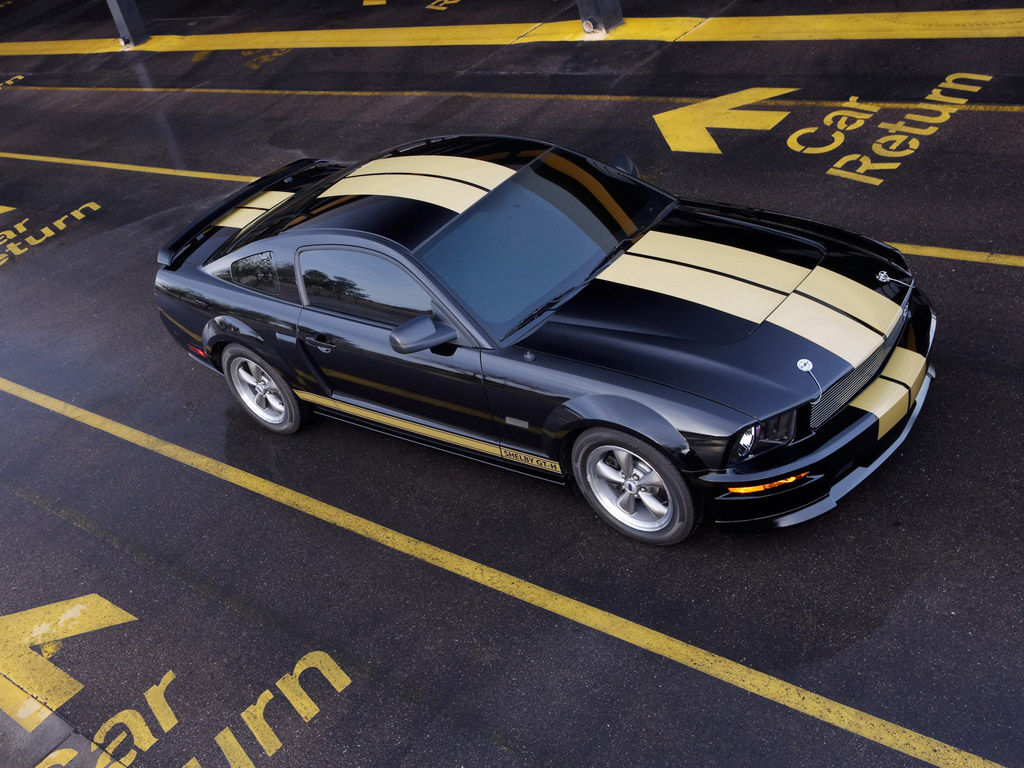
1;2;1022;767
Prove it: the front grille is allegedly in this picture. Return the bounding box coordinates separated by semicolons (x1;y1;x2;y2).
809;326;901;430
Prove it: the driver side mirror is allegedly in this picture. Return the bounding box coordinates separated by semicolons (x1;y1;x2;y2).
389;314;458;354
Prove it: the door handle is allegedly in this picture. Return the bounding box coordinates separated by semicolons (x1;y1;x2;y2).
305;334;335;353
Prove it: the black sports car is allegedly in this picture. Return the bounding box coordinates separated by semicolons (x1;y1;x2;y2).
155;135;935;544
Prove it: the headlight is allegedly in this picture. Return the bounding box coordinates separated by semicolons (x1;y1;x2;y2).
736;425;760;458
730;410;797;464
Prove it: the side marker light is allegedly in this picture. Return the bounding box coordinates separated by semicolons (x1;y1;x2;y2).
728;472;809;495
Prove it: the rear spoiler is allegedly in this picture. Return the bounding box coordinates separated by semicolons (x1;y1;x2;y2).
157;158;326;266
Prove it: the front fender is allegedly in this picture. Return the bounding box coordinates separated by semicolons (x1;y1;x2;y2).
545;394;705;472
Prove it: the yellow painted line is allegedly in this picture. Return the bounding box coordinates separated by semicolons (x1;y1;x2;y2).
0;373;1004;768
889;242;1024;268
0;595;137;732
1;150;1020;271
4;84;1022;116
683;9;1024;42
8;84;1024;114
1;10;1023;57
0;205;14;214
0;151;255;182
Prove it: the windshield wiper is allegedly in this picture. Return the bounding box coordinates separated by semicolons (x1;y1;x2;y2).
501;286;577;341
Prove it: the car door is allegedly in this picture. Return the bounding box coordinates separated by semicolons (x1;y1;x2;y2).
294;244;498;447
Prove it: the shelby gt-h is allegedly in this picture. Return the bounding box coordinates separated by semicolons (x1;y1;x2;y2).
155;136;935;544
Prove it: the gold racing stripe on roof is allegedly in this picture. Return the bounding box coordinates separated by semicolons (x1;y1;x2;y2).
767;293;882;367
213;190;295;228
849;378;909;439
539;152;638;236
598;254;786;323
243;189;295;209
319;173;485;213
796;267;902;334
628;230;811;292
349;156;516;190
214;207;264;228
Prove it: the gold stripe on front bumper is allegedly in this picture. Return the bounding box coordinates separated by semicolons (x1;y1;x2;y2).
849;378;910;438
880;347;928;403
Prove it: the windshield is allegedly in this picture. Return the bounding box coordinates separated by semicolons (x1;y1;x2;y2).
414;148;675;342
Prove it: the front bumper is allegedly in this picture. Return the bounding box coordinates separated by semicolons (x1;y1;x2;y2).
697;302;937;530
700;366;933;529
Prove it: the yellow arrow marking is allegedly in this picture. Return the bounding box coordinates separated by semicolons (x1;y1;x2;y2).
655;87;798;154
0;205;14;214
0;595;136;732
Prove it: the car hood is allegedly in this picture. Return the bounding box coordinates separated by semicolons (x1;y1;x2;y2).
519;205;911;419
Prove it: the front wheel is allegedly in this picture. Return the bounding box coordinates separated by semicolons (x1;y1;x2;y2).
571;428;699;545
222;344;306;434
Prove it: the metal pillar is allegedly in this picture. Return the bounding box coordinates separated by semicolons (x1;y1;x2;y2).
105;0;148;47
576;0;623;34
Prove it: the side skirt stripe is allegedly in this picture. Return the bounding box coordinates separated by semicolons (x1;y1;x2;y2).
295;391;562;473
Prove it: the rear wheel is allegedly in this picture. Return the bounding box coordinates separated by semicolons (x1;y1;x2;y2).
222;344;306;434
572;428;698;545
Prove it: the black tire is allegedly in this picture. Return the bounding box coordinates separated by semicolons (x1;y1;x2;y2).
222;344;306;435
571;428;699;545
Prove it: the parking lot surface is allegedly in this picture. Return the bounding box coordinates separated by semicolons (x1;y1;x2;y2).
1;2;1022;767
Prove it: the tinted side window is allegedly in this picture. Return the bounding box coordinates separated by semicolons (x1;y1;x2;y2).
230;251;280;295
300;248;432;324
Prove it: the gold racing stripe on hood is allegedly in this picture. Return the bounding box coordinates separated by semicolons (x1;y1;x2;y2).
767;293;882;367
598;254;786;323
349;156;516;190
628;230;810;292
319;173;485;213
796;267;902;334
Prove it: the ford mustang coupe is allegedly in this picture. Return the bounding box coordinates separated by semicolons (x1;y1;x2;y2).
155;135;935;544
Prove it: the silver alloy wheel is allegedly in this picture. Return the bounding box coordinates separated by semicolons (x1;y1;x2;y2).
584;444;673;532
229;357;287;425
